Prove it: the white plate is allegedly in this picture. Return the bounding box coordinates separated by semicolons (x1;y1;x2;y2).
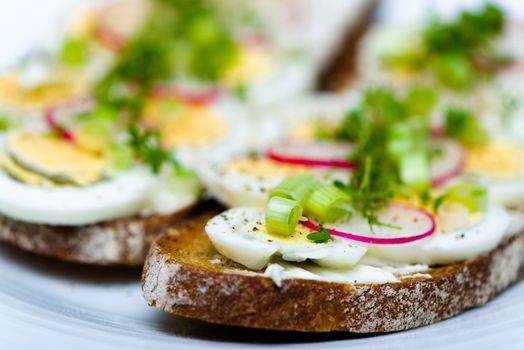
1;242;524;350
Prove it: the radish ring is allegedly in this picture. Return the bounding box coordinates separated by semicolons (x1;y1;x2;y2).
267;141;354;169
301;203;436;245
151;86;221;105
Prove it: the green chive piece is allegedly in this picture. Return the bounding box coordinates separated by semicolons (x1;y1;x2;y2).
0;115;10;131
269;174;321;206
305;185;352;223
445;108;487;146
104;144;134;171
444;183;488;213
60;37;88;66
399;151;430;191
76;118;113;153
387;118;427;158
265;197;303;236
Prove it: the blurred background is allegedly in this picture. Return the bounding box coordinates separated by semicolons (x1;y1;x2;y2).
1;0;523;72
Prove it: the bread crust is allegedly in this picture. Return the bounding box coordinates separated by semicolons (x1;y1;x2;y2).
142;207;524;332
0;204;194;266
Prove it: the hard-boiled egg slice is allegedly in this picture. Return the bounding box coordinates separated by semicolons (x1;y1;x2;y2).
0;165;155;225
205;207;367;270
464;140;524;206
198;154;349;208
367;204;510;265
6;132;104;186
223;44;274;87
0;70;86;111
141;99;250;169
142;100;226;149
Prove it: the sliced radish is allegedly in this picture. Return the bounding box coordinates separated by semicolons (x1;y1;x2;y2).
301;202;436;245
44;108;75;142
240;32;269;48
430;139;465;187
44;97;93;142
96;26;127;51
151;86;221;106
267;140;354;169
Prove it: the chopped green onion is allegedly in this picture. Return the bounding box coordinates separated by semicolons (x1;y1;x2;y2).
92;105;119;121
404;85;437;117
60;37;88;66
269;174;321;206
265;197;302;236
445;108;487;145
387;118;427;158
104;143;134;171
0;115;10;131
434;54;474;90
399;151;430;191
305;185;352;222
76;118;113;153
444;183;487;213
167;168;202;198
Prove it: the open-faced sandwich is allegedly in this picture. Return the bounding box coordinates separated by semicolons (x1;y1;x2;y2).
356;3;524;137
142;86;524;332
0;95;209;265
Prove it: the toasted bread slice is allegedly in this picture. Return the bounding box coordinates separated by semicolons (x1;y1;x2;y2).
0;204;195;266
142;206;524;332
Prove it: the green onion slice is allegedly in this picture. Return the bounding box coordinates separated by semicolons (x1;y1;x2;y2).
265;197;303;236
305;185;352;223
269;174;321;206
444;183;487;213
399;151;430;191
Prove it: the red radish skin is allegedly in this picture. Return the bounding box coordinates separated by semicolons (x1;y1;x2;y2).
44;98;93;142
301;203;436;245
267;149;355;169
430;154;465;187
151;86;221;106
430;139;466;188
96;25;127;51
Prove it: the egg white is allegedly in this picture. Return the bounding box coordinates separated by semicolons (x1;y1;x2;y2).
367;204;510;265
197;95;357;208
174;100;252;169
198;153;350;208
0;166;154;225
205;207;368;270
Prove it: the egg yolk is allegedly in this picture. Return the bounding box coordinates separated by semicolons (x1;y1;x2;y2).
225;157;310;177
8;133;104;186
290;119;339;141
143;101;225;148
0;154;53;186
466;141;524;179
0;72;86;109
223;45;273;86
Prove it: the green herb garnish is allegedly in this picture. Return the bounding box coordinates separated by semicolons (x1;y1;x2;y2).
444;107;487;145
127;124;179;173
330;87;433;227
384;3;508;90
307;225;334;244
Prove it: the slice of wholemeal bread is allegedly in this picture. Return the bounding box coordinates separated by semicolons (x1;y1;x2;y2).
0;204;195;266
142;205;524;332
